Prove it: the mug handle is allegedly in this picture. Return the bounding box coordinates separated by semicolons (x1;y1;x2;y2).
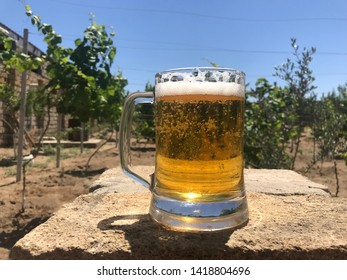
119;91;155;189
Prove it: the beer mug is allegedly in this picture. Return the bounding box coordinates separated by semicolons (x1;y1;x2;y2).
119;67;249;232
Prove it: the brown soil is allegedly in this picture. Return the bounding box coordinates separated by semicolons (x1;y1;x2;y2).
0;133;346;260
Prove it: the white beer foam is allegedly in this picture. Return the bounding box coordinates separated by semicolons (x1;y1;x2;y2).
156;81;245;98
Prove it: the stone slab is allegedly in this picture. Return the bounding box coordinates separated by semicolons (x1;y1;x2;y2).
89;168;151;194
11;191;347;259
89;167;330;197
244;169;330;196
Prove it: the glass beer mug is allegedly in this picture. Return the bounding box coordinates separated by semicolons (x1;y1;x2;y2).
119;67;249;232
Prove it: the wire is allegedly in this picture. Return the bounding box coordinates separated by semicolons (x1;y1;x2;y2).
46;0;347;22
28;32;347;56
117;45;347;56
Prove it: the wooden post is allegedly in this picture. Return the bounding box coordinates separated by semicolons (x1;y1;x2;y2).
80;122;84;154
56;113;62;168
16;28;29;182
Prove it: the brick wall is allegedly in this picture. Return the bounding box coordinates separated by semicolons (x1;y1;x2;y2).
0;23;66;147
0;65;66;147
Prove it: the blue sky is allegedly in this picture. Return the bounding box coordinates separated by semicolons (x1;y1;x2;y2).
1;0;347;96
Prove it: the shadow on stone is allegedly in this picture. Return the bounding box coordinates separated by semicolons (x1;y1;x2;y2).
65;167;108;178
97;214;236;259
0;216;49;249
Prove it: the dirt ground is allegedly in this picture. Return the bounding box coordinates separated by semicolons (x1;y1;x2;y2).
0;133;346;260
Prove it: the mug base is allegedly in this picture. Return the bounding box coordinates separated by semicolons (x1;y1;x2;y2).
149;192;249;232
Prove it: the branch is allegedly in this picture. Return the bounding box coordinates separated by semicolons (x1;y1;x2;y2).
85;129;114;173
20;89;53;213
36;89;54;149
1;115;36;149
1;117;16;132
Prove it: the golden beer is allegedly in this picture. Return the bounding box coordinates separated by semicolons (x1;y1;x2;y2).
155;94;244;203
119;67;248;231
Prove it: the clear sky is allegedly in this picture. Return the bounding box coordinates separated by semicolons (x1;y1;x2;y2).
1;0;347;96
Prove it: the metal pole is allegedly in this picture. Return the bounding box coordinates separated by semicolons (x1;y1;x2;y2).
16;28;29;182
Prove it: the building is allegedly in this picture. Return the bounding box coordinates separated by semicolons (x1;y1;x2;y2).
0;22;65;147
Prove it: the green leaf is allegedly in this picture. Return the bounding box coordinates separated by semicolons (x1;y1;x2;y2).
40;24;53;35
108;47;116;63
19;53;30;60
74;38;82;46
32;57;42;66
50;35;62;45
31;15;41;26
4;38;13;50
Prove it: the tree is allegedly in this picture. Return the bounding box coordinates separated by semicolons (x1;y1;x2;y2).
25;6;127;124
274;38;316;169
1;27;48;211
24;6;128;173
245;78;291;168
1;6;128;211
312;86;347;196
133;81;155;142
